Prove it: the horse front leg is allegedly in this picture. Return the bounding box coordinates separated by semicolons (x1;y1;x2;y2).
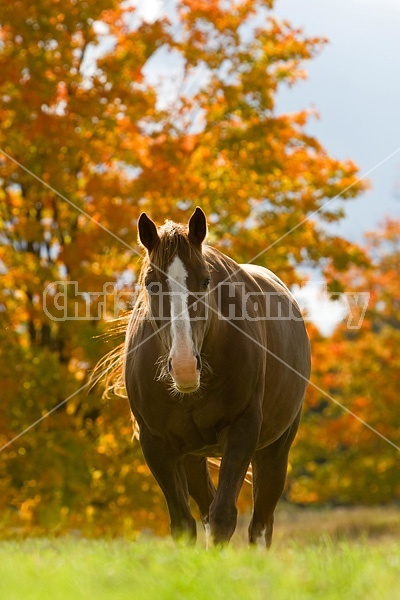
184;454;216;547
248;412;301;548
139;425;196;541
209;403;261;545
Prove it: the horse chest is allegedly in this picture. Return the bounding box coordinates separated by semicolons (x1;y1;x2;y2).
163;409;219;454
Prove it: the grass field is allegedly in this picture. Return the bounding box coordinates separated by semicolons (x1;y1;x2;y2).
1;507;399;600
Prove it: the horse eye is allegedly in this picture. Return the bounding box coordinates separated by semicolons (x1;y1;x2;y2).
202;277;211;290
146;281;159;295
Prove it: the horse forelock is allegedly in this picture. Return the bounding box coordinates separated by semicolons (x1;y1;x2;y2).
147;220;199;276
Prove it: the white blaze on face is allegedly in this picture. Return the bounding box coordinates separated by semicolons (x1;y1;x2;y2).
167;256;194;362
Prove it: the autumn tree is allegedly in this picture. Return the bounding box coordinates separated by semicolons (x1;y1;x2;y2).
0;0;170;536
0;0;367;534
290;220;400;505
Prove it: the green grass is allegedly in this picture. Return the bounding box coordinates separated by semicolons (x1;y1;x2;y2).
0;537;399;600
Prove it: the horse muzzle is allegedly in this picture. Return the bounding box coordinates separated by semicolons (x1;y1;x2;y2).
168;355;201;393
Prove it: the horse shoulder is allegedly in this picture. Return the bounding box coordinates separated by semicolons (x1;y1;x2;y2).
240;263;300;309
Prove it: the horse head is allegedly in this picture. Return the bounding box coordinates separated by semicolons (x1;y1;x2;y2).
138;207;211;394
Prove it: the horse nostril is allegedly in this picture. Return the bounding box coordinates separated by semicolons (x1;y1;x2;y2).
196;354;202;371
168;358;172;372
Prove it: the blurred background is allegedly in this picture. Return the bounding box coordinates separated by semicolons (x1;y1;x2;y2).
0;0;399;538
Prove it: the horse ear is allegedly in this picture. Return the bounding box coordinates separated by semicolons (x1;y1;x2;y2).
138;213;160;253
188;207;207;247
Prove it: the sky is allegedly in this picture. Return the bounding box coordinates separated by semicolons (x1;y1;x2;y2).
274;0;400;241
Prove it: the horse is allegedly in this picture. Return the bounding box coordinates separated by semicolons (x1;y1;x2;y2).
122;207;311;546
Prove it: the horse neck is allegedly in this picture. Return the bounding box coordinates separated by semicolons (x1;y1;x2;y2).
201;284;229;358
202;247;242;344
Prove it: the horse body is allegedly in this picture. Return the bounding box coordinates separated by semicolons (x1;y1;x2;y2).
124;209;311;546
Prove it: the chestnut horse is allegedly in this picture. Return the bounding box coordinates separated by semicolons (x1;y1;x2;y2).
123;208;310;546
